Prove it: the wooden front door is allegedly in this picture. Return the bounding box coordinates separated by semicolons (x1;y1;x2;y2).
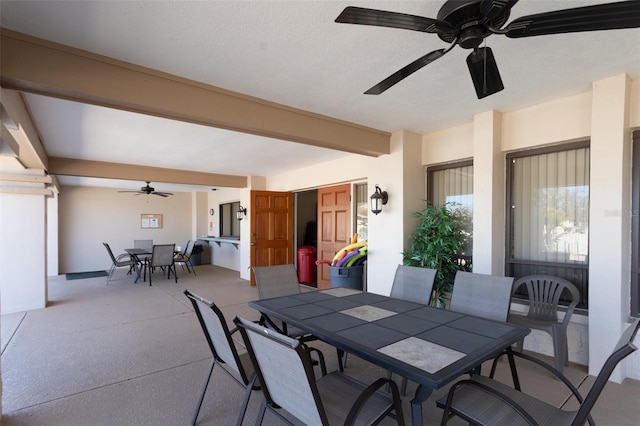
250;190;293;285
317;184;351;289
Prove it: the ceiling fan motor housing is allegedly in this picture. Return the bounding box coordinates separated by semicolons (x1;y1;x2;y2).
437;0;510;48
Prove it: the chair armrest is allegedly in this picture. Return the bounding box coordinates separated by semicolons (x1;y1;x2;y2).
345;377;404;426
441;379;539;425
489;350;594;425
116;253;132;262
511;351;585;404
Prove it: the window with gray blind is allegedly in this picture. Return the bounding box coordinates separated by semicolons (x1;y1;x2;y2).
427;161;473;259
506;141;589;308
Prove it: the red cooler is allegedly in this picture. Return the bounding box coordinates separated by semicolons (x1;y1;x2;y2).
297;246;317;285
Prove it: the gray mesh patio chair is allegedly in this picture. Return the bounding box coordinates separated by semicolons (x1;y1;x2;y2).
134;239;153;263
449;271;514;322
144;244;177;286
252;264;309;338
174;240;196;275
184;290;257;426
103;242;137;284
389;264;437;304
437;317;640;426
252;264;328;372
449;271;515;378
134;239;153;250
509;275;581;375
233;315;405;426
388;264;437;393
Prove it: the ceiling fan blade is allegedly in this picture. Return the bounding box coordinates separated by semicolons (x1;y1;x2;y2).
335;6;452;34
364;49;446;95
466;47;504;99
364;49;445;95
153;192;173;197
480;0;520;23
505;0;640;38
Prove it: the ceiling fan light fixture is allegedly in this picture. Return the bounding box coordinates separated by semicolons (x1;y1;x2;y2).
466;47;504;99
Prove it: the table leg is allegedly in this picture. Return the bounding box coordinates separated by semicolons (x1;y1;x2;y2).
132;256;143;283
410;384;433;426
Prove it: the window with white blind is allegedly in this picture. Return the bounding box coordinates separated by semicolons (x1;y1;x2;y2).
354;183;368;241
427;161;473;263
506;142;589;308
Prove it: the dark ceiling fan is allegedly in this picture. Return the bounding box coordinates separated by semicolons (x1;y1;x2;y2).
336;0;640;99
118;182;173;197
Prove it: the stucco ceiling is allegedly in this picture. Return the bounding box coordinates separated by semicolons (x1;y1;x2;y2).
2;0;639;192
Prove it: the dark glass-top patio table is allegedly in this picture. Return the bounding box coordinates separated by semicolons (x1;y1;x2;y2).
249;287;529;426
124;248;151;283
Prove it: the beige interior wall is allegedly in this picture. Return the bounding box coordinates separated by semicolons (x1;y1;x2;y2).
58;186;193;274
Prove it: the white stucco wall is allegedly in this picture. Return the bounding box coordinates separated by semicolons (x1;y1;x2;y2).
421;74;639;381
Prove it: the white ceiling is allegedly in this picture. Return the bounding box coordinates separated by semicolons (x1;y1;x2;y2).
2;0;640;192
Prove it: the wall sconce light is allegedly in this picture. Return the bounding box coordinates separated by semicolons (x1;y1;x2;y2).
236;205;247;221
370;185;388;215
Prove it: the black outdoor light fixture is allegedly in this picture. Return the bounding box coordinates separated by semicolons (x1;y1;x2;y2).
370;185;388;215
236;205;247;221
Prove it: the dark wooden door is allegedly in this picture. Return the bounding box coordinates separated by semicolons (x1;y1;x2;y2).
317;184;351;289
250;190;293;285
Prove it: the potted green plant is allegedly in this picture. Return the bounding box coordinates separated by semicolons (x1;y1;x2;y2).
402;203;468;306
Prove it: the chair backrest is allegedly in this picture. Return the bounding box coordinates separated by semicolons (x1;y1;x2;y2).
572;317;639;426
253;264;301;299
233;315;326;425
513;275;580;322
183;240;195;257
389;265;436;305
103;242;117;264
183;290;251;384
134;239;153;250
179;240;190;256
151;244;175;267
449;271;514;322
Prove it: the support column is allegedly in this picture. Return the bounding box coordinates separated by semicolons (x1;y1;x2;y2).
472;111;504;275
0;183;49;313
588;74;632;381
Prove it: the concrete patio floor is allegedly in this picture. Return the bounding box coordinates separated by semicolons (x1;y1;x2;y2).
2;264;639;425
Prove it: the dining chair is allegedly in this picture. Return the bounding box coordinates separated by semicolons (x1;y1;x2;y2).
437;317;640;426
449;271;515;378
183;290;258;426
144;244;177;286
252;264;327;370
233;315;405;426
103;242;137;284
449;271;514;322
509;275;581;375
134;239;153;250
133;239;153;263
174;240;196;275
390;264;437;304
252;264;308;337
388;264;437;393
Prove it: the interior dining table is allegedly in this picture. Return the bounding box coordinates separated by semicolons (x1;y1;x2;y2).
249;287;530;426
